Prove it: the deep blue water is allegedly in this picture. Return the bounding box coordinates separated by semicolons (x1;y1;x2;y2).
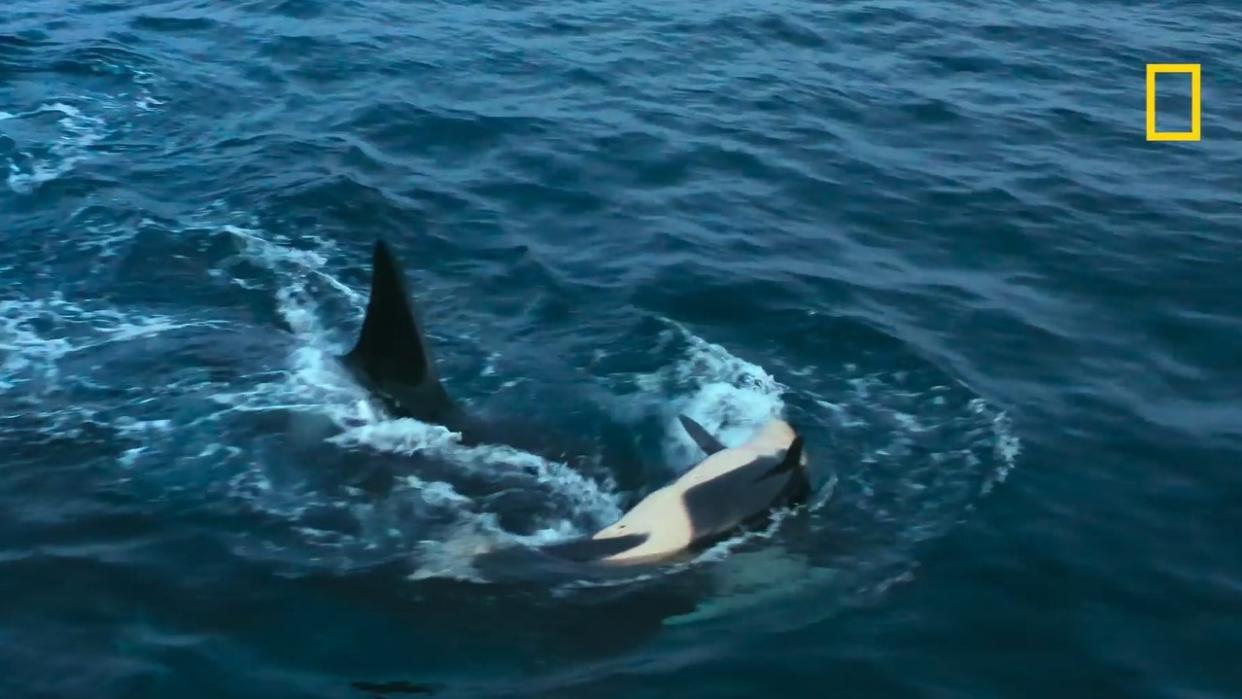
2;1;1240;697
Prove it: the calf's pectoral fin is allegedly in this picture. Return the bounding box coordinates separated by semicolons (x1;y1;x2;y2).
678;414;726;455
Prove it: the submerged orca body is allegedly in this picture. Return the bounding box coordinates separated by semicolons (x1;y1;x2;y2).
342;240;811;566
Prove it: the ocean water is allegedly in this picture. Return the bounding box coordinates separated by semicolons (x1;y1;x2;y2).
1;0;1239;697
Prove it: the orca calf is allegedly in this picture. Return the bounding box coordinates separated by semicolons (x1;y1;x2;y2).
341;240;811;567
538;417;808;565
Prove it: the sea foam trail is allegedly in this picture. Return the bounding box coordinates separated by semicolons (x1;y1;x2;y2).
207;227;634;579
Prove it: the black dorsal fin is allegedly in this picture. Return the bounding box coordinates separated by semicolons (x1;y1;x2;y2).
678;414;726;455
342;240;459;425
756;436;805;481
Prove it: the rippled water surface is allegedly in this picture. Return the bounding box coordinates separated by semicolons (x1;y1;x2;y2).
2;1;1240;697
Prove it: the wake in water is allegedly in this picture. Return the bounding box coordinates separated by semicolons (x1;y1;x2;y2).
0;216;1018;633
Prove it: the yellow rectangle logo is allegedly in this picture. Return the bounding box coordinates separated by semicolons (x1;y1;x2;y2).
1146;63;1201;141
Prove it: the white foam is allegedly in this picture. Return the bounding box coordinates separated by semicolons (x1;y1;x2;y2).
0;301;74;392
130;69;166;113
340;422;621;519
980;403;1020;495
4;103;107;194
0;294;221;395
222;224;362;307
114;417;174;437
400;474;588;582
69;210;143;263
2;63;167;193
207;225;372;427
630;319;787;472
118;446;149;468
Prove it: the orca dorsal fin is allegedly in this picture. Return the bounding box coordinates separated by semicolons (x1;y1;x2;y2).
756;436;805;481
342;240;458;424
678;414;727;455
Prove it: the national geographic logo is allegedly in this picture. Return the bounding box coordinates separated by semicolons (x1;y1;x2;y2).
1146;63;1201;142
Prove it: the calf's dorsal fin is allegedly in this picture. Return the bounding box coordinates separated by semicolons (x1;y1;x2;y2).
756;436;804;481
